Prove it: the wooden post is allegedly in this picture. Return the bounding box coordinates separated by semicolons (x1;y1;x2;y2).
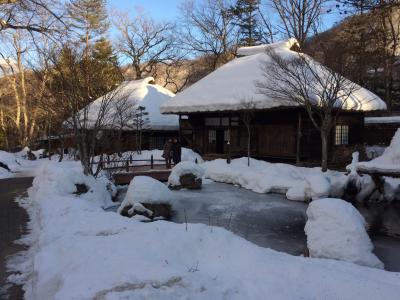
151;154;154;169
296;111;302;164
126;159;129;172
178;114;182;142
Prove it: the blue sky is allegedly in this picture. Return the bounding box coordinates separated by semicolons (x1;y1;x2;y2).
108;0;182;21
107;0;343;38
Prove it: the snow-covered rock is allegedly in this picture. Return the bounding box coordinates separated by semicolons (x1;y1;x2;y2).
118;176;172;209
305;198;384;269
168;161;205;188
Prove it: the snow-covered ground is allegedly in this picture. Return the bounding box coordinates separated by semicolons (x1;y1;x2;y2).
0;148;64;179
204;158;346;202
8;162;400;299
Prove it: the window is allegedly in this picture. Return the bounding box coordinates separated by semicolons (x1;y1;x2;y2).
208;130;216;144
224;129;230;142
335;125;349;145
149;136;165;150
221;117;229;126
231;117;239;126
205;118;220;126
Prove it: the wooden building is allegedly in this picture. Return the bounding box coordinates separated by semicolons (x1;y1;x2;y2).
364;112;400;146
161;40;387;166
178;108;365;163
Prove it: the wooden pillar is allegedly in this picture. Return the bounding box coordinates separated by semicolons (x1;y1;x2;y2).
178;114;182;141
296;111;302;164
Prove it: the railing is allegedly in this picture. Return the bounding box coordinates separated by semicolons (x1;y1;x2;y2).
93;154;167;172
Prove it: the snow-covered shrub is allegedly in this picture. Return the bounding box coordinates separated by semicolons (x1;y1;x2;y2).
305;198;383;269
168;161;205;187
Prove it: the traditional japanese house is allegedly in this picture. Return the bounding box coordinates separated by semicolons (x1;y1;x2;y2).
42;77;179;153
161;40;387;165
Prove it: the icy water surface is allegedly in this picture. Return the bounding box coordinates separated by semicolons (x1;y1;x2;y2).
171;182;308;256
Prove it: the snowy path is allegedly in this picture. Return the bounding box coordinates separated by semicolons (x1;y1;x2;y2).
0;177;32;299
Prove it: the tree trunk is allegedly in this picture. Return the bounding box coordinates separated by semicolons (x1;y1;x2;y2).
321;131;328;172
247;126;251;167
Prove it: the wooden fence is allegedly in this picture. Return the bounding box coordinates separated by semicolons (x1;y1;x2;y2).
92;154;167;172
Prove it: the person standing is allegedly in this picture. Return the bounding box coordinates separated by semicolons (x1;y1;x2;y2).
162;138;173;169
172;138;182;165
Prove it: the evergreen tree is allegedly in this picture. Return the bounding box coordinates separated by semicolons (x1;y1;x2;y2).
67;0;109;47
231;0;261;46
66;0;110;99
91;38;122;89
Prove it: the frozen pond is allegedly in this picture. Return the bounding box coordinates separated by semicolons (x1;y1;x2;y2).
114;181;400;271
171;182;308;256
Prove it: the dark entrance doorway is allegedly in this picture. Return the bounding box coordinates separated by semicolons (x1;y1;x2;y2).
216;129;225;154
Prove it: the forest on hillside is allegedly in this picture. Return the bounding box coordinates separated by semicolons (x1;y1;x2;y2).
0;0;399;151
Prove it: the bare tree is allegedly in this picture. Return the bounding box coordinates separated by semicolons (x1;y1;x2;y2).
258;3;277;43
0;30;45;146
109;86;138;155
114;11;177;80
257;48;360;171
47;41;123;176
239;100;257;166
132;106;150;154
0;0;64;34
178;0;238;70
271;0;324;47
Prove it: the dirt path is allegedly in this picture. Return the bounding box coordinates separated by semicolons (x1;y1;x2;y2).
0;177;33;299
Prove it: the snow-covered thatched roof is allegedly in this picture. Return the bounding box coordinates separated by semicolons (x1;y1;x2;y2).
161;39;387;114
77;77;178;131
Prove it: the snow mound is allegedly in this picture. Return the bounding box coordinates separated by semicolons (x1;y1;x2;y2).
118;176;172;214
305;198;384;269
354;129;400;174
31;162;114;207
204;158;335;202
168;161;205;187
